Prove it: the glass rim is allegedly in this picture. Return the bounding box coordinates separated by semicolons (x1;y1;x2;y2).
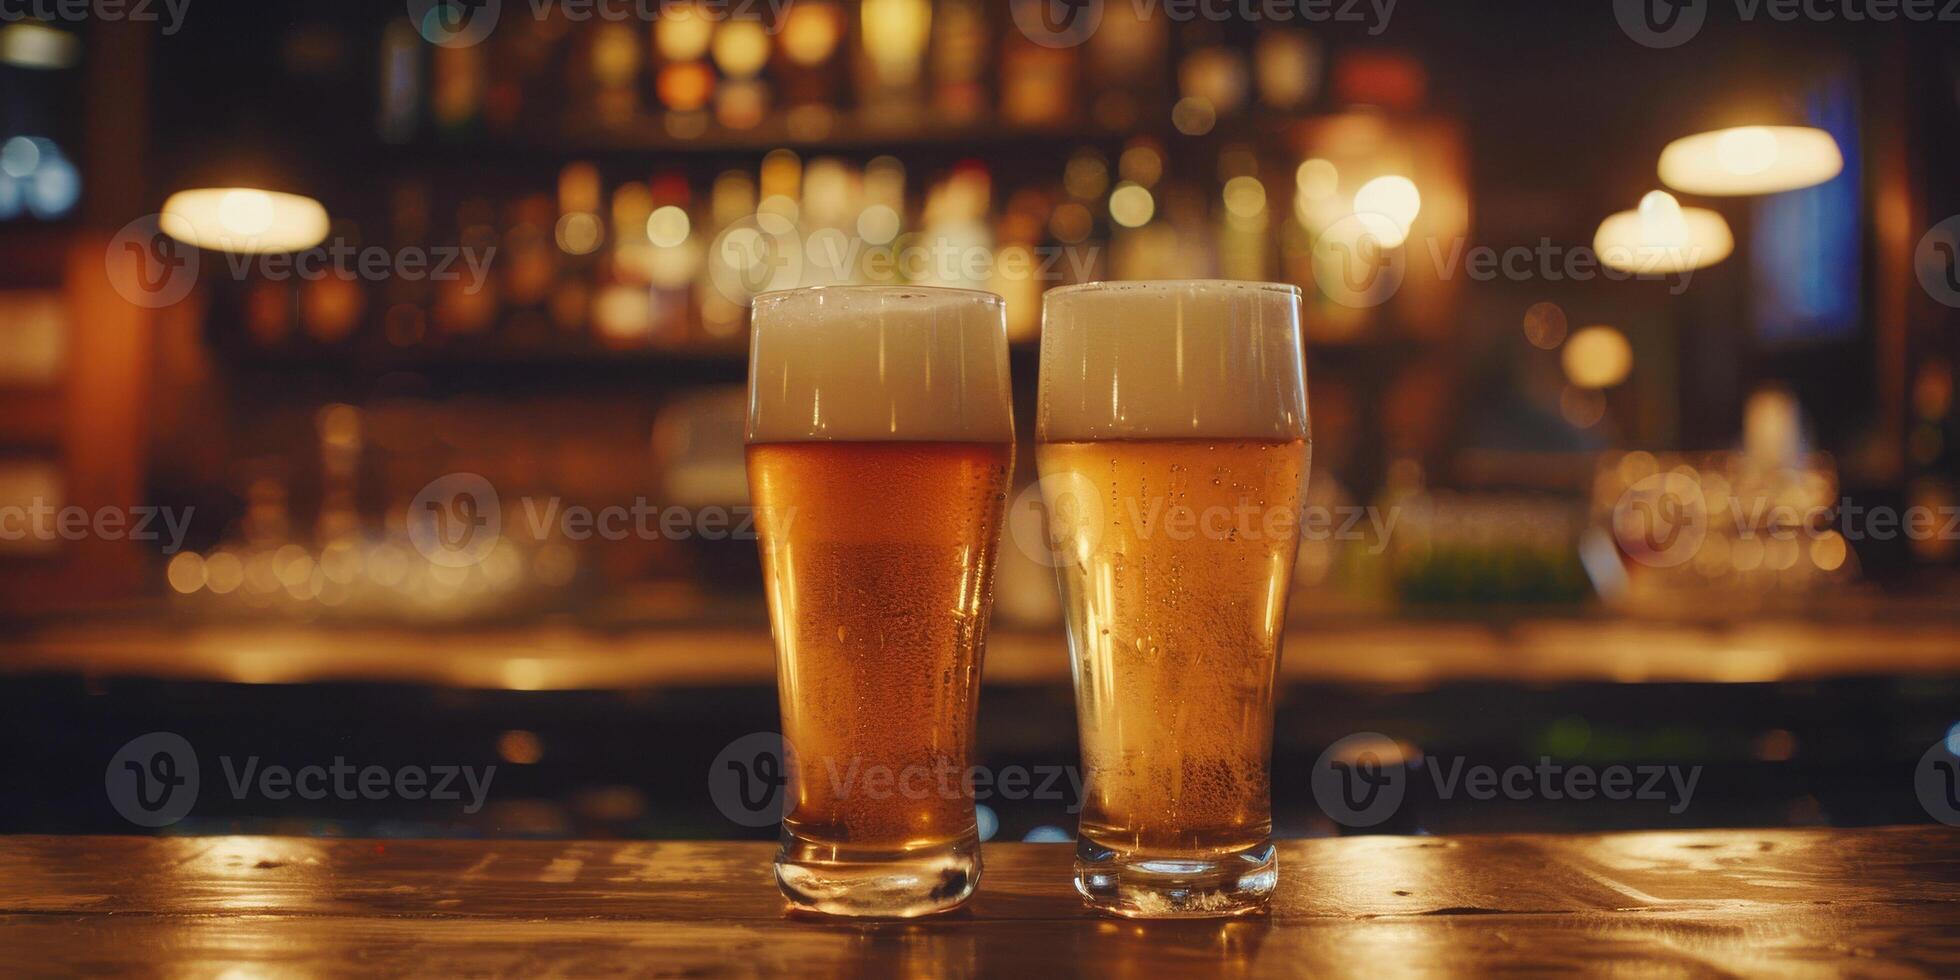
1043;278;1303;299
751;283;1006;310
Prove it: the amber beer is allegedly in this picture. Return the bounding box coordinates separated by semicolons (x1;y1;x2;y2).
1037;281;1310;918
745;285;1014;918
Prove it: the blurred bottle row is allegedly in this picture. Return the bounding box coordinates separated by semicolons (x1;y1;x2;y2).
382;0;1330;143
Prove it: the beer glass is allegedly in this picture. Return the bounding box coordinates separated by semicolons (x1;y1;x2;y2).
746;285;1015;917
1036;280;1310;917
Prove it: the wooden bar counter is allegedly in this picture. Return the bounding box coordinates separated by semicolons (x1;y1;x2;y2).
2;827;1956;975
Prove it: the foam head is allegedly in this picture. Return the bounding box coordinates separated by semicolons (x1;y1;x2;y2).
747;285;1015;443
1037;280;1309;442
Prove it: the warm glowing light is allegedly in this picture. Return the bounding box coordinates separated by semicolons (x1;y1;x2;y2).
0;23;79;69
1050;202;1092;244
1171;96;1216;136
160;188;331;254
1109;182;1154;228
780;2;841;65
1562;325;1633;389
711;20;770;79
1296;158;1338;199
555;212;604;254
1592;190;1733;274
654;6;715;60
1715;126;1778;175
1352;175;1420;247
1523;301;1568;350
594;284;653;341
204;551;244;594
166;552;207;594
219;190;274;236
656;61;715;111
1118;145;1162;187
1658;125;1843;195
498;730;545;765
1223;176;1266;218
861;0;930;84
646;205;691;248
856;203;901;244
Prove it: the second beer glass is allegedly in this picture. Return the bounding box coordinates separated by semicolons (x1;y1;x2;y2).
746;285;1014;917
1036;280;1311;917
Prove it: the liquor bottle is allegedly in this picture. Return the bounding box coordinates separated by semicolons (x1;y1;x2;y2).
999;17;1075;127
430;34;486;136
590;21;644;131
553;162;605;336
931;0;987;124
855;0;930;123
645;172;699;346
775;0;843;107
711;18;771;130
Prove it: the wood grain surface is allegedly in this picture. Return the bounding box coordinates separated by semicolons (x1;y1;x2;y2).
2;827;1957;976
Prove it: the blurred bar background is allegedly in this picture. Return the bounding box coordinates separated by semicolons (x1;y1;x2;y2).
1;1;1957;840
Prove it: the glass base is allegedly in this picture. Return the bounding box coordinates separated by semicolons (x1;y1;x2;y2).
775;832;981;918
1074;838;1277;918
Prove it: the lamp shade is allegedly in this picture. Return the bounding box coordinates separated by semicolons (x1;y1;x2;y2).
1657;125;1842;196
1593;191;1732;275
160;187;330;254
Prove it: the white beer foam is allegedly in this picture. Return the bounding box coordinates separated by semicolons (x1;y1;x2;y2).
747;285;1015;443
1038;280;1310;441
